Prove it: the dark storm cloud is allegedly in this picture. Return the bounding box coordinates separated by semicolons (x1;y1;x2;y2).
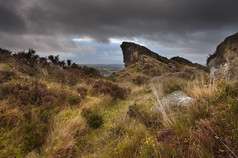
0;0;26;34
25;0;238;39
0;0;238;64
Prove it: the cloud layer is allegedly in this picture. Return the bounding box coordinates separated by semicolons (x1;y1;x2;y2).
0;0;238;64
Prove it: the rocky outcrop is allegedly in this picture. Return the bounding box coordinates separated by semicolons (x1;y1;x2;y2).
153;91;194;112
207;32;238;80
119;41;205;78
171;56;205;69
120;42;170;67
120;42;204;70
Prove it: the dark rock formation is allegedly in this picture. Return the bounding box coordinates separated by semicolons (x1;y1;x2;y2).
207;32;238;80
119;41;206;78
120;42;170;67
170;56;205;69
120;42;205;75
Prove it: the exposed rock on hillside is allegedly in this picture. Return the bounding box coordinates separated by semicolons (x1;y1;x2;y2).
171;56;205;69
119;42;205;78
207;32;238;80
153;91;194;112
120;42;170;67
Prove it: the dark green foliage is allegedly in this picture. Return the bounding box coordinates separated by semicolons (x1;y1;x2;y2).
81;109;103;129
67;60;72;67
23;123;48;153
48;55;59;65
80;66;101;78
0;49;12;62
0;48;11;55
13;49;40;67
71;63;78;68
68;95;81;105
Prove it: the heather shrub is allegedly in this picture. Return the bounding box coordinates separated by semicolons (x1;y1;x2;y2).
77;86;88;98
92;79;126;99
85;78;95;85
132;75;148;85
80;66;101;78
81;109;103;129
2;81;68;108
0;71;16;82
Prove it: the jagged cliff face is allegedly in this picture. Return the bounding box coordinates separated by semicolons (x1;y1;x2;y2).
120;42;170;67
119;42;205;78
207;32;238;80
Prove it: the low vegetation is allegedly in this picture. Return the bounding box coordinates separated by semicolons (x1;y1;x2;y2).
0;48;237;158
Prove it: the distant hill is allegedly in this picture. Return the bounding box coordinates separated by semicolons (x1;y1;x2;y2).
83;64;124;76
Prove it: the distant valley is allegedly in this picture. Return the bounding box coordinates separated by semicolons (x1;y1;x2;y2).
84;64;124;76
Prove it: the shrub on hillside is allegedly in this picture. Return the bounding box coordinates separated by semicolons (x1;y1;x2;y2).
85;78;95;85
77;86;88;98
68;95;81;105
81;109;103;129
13;49;40;67
132;75;148;85
92;79;126;100
23;123;47;153
2;81;68;108
0;71;16;82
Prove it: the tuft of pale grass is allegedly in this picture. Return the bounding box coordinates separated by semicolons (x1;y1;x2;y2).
185;76;218;101
42;108;86;158
152;83;175;126
108;119;161;158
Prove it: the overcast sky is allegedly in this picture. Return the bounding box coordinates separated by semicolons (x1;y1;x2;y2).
0;0;238;64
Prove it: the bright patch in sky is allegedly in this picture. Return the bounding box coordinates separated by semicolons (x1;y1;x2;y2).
109;38;124;44
72;36;93;42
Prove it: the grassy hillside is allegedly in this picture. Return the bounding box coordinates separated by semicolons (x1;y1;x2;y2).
0;49;237;157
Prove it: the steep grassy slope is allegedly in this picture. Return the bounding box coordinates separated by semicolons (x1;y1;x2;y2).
0;47;238;158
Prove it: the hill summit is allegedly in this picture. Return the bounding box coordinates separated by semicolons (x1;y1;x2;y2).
118;41;204;79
